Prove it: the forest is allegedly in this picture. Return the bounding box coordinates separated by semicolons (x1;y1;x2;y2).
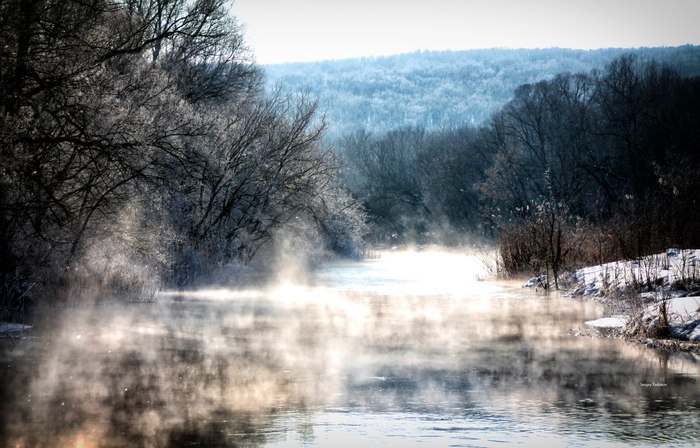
266;46;700;137
1;0;699;318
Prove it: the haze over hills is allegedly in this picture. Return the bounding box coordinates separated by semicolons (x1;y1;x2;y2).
265;46;700;138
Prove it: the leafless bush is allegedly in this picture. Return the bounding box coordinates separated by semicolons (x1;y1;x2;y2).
474;247;505;279
496;197;591;288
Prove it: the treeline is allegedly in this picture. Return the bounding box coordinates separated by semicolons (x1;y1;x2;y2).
0;0;365;312
340;55;700;285
268;46;700;138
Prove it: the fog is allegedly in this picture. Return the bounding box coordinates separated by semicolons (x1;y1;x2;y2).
2;250;698;447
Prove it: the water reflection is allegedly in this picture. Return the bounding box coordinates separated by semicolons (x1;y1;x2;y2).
1;250;698;447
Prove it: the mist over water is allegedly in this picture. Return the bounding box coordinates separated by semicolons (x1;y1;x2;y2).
1;250;699;447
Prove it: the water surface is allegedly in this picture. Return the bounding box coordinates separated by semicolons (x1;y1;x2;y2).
1;250;698;447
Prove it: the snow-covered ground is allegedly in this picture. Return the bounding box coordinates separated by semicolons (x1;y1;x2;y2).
572;248;699;297
566;249;700;341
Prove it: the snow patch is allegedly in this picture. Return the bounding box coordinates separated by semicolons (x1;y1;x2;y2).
643;296;700;341
585;316;627;329
665;296;700;317
523;274;548;289
570;249;700;342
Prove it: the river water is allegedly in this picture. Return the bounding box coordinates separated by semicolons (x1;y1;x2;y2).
1;250;699;447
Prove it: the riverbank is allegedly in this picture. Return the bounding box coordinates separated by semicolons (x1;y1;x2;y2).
562;248;700;353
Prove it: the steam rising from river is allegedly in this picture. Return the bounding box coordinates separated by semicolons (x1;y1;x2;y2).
2;250;699;447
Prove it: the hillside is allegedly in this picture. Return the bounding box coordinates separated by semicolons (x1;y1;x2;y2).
265;46;700;138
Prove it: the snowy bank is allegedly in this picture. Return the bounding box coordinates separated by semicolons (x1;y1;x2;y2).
568;249;700;342
571;248;699;297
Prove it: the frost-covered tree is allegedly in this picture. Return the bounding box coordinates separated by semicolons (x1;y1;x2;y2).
0;0;365;305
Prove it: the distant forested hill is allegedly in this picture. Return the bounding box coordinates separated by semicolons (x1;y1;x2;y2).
265;46;700;138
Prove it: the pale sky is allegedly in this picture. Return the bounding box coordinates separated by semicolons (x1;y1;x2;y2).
232;0;700;64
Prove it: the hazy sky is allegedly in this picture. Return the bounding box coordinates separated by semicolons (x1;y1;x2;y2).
233;0;700;64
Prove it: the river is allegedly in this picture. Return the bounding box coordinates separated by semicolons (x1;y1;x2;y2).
1;250;699;447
